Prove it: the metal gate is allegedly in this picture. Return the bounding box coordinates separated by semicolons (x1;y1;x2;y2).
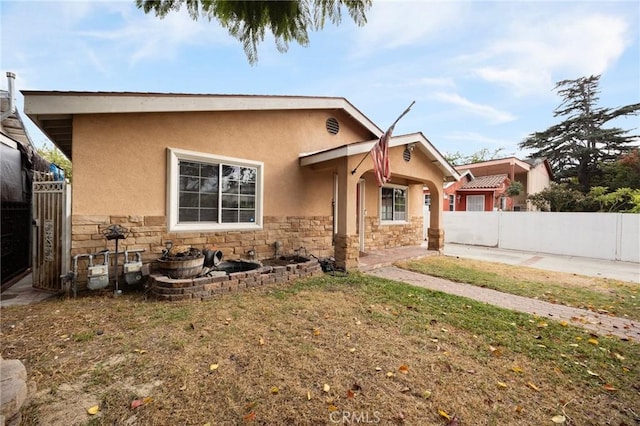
32;172;70;291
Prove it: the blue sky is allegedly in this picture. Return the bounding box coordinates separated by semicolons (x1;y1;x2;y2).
1;0;638;158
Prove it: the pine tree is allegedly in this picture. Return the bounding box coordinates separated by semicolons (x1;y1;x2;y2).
136;0;371;64
519;75;639;193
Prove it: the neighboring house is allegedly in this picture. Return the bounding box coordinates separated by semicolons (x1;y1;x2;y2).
23;91;460;276
425;157;552;212
425;170;511;212
1;73;51;287
456;157;552;211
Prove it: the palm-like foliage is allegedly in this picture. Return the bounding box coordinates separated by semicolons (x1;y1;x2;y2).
136;0;371;64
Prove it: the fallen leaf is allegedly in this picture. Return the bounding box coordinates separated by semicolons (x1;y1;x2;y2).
497;381;507;389
398;364;409;374
259;338;265;346
328;405;338;412
307;391;312;400
551;414;566;424
133;349;147;354
438;409;451;421
386;372;395;378
511;366;524;374
603;384;617;391
270;386;279;394
587;370;599;377
423;390;432;399
313;329;321;336
87;405;100;415
614;353;625;361
323;384;330;392
400;386;410;393
142;397;153;404
346;389;355;399
527;382;540;391
489;346;502;357
210;364;219;371
588;338;599;345
375;367;382;371
349;348;356;353
537;322;548;328
559;321;568;327
131;399;143;409
243;412;256;422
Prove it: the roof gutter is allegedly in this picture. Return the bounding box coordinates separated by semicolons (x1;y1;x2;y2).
0;72;17;122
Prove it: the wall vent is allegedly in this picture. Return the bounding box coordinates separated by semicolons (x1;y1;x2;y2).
326;117;340;135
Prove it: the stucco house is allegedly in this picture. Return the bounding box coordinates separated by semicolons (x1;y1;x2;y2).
425;156;552;212
456;157;552;211
439;171;512;212
22;91;460;276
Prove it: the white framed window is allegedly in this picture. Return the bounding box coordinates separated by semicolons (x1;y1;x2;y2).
167;148;263;232
466;194;485;211
448;194;455;211
380;184;408;223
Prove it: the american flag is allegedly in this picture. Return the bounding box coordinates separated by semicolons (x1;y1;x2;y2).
371;125;394;187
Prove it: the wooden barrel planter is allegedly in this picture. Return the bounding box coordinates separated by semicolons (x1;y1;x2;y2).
157;256;204;279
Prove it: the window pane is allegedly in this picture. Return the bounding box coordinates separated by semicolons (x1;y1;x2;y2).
180;176;199;192
239;210;255;223
200;176;218;193
176;157;258;226
240;182;255;194
200;208;218;221
239;196;255;208
200;193;217;207
179;208;198;222
394;189;406;220
180;192;199;208
221;209;239;223
180;162;200;176
221;194;238;208
381;188;393;220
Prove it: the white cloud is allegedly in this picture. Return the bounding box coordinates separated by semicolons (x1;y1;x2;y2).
445;131;510;146
434;92;517;124
466;11;632;95
351;1;469;57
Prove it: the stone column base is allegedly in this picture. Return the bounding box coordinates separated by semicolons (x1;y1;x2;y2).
334;234;359;270
427;228;445;251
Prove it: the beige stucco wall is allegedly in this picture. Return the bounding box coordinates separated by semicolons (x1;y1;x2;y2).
527;163;552;194
72;109;372;217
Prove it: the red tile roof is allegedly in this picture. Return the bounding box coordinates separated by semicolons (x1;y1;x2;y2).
461;174;508;189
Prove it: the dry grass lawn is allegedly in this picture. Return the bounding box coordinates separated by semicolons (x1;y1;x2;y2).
400;256;640;321
1;272;638;425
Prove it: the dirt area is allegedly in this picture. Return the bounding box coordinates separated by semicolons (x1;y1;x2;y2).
1;274;638;425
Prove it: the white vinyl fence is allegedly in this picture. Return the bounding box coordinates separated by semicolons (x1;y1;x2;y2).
423;209;639;263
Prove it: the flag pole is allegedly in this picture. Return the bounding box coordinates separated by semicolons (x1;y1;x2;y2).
351;100;416;175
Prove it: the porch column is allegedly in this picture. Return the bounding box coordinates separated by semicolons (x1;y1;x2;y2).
334;159;360;270
427;182;445;251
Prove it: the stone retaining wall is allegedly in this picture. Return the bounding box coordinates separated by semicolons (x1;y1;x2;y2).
364;216;423;251
71;215;333;289
149;258;323;302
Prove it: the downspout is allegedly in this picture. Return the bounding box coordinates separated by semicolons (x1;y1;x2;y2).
0;72;17;122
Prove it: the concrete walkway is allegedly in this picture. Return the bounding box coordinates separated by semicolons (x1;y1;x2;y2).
368;266;640;342
444;243;639;284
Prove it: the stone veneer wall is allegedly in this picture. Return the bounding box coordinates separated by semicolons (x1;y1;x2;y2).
71;215;333;288
149;259;323;302
363;216;424;251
